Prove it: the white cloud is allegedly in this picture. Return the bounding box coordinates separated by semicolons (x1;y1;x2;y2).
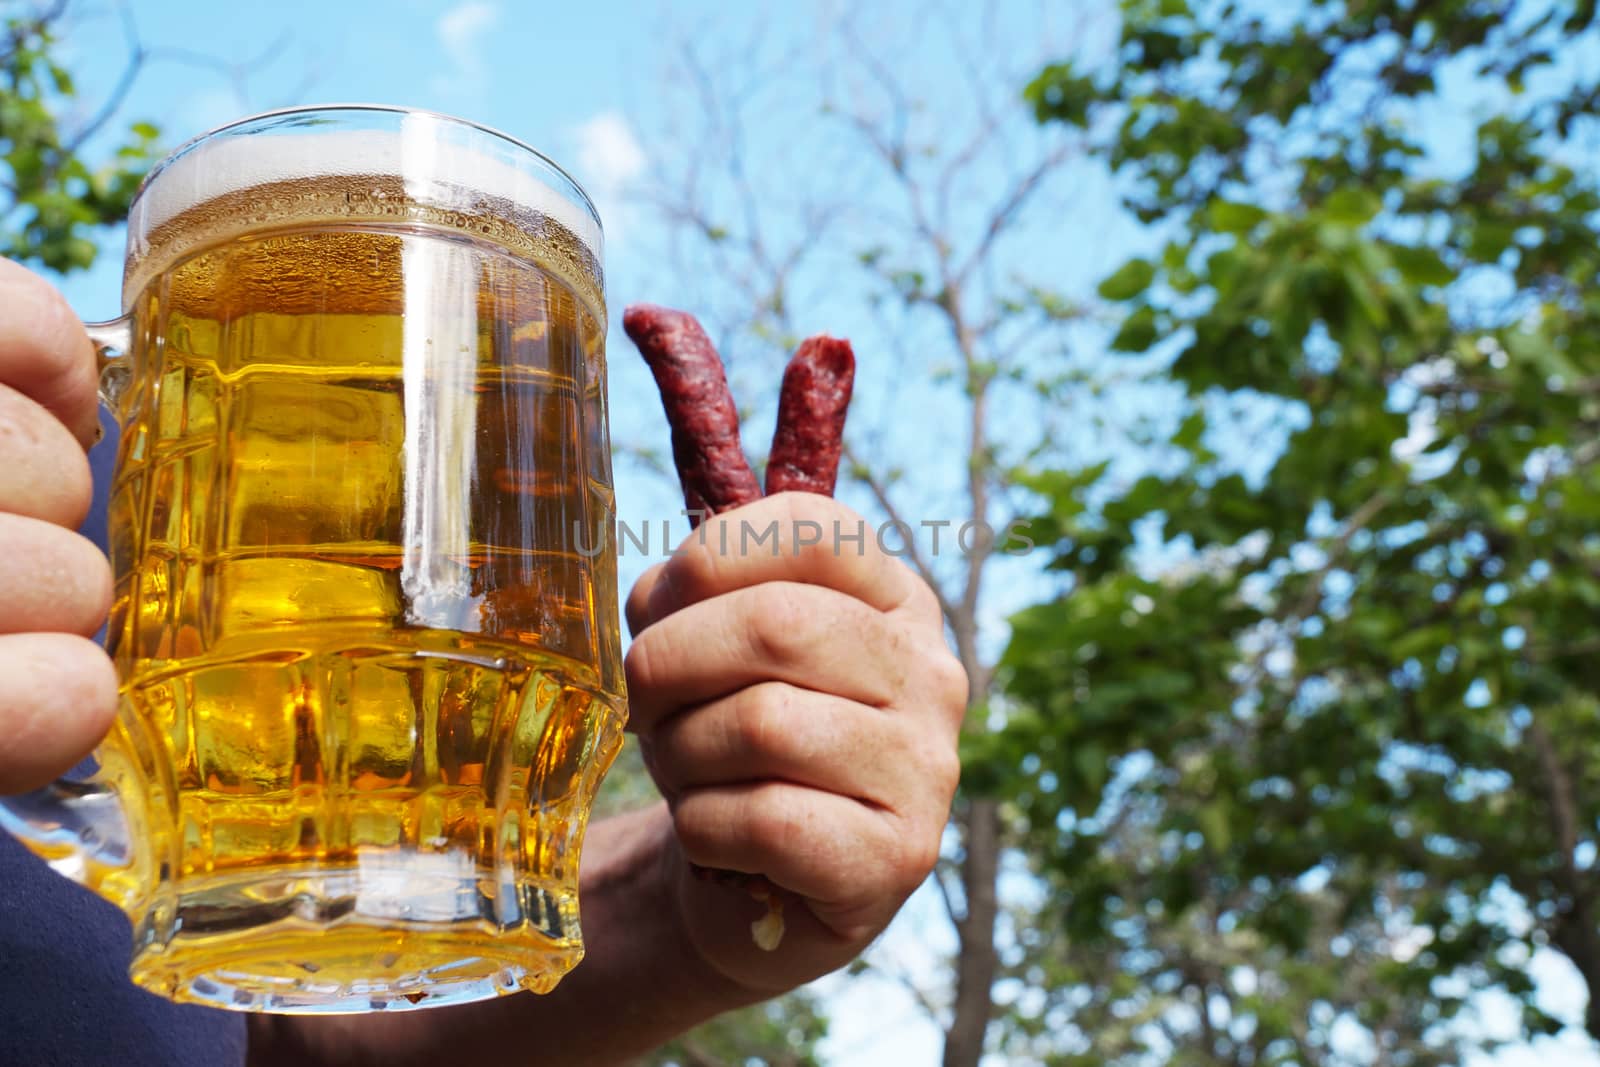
430;2;499;98
573;112;647;188
569;111;647;245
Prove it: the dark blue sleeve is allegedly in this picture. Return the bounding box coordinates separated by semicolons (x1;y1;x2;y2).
0;418;249;1067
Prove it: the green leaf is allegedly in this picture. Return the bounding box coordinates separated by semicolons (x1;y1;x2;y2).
1111;305;1160;351
1071;742;1109;797
1208;199;1269;234
1098;257;1156;301
1322;187;1381;226
1197;800;1232;852
1025;62;1099;126
1389;243;1454;287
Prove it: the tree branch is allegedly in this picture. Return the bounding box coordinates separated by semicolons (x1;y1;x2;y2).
934;857;967;927
1288;488;1394;621
62;1;144;157
1528;720;1587;894
860;953;948;1024
1525;718;1600;1039
954;140;1075;288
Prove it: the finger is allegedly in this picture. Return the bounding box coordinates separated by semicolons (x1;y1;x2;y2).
672;780;937;935
624;581;914;732
645;493;938;630
645;681;927;809
0;383;95;527
625;562;667;638
0;633;119;794
0;514;112;636
0;259;99;450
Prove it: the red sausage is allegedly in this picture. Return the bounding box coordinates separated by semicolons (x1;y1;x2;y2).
765;336;855;496
622;304;762;521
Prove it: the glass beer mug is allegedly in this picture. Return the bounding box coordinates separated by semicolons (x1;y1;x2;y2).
0;106;626;1012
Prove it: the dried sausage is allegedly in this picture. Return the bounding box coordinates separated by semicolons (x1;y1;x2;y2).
765;336;854;496
621;304;762;519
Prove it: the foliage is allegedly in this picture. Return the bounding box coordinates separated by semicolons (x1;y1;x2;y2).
1;1;160;272
999;0;1600;1060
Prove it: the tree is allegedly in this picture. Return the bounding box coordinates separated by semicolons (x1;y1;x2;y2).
1;0;160;272
1001;0;1600;1061
629;5;1109;1063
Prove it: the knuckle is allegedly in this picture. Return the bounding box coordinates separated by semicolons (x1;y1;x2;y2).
858;823;932;903
899;826;944;891
661;533;721;604
731;683;790;756
622;634;663;696
771;489;845;527
927;648;970;712
905;575;944;622
670;795;719;860
769;491;855;555
743;584;815;668
880;811;944;895
919;738;963;806
624;563;666;635
636;734;678;799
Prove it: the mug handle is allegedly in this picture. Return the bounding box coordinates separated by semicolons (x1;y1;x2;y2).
0;315;152;916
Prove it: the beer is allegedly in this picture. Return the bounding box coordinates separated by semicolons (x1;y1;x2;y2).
91;132;624;1008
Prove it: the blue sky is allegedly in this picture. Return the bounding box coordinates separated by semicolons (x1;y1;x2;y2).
51;0;665;312
30;0;1600;1064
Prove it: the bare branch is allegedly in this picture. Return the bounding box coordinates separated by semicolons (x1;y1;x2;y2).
954;140;1076;288
144;28;293;111
838;15;912;175
857;952;948;1024
831;25;947;259
934;117;1004;235
61;1;144;156
56;3;300;163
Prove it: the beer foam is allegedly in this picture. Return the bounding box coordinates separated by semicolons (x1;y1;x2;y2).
125;116;604;312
